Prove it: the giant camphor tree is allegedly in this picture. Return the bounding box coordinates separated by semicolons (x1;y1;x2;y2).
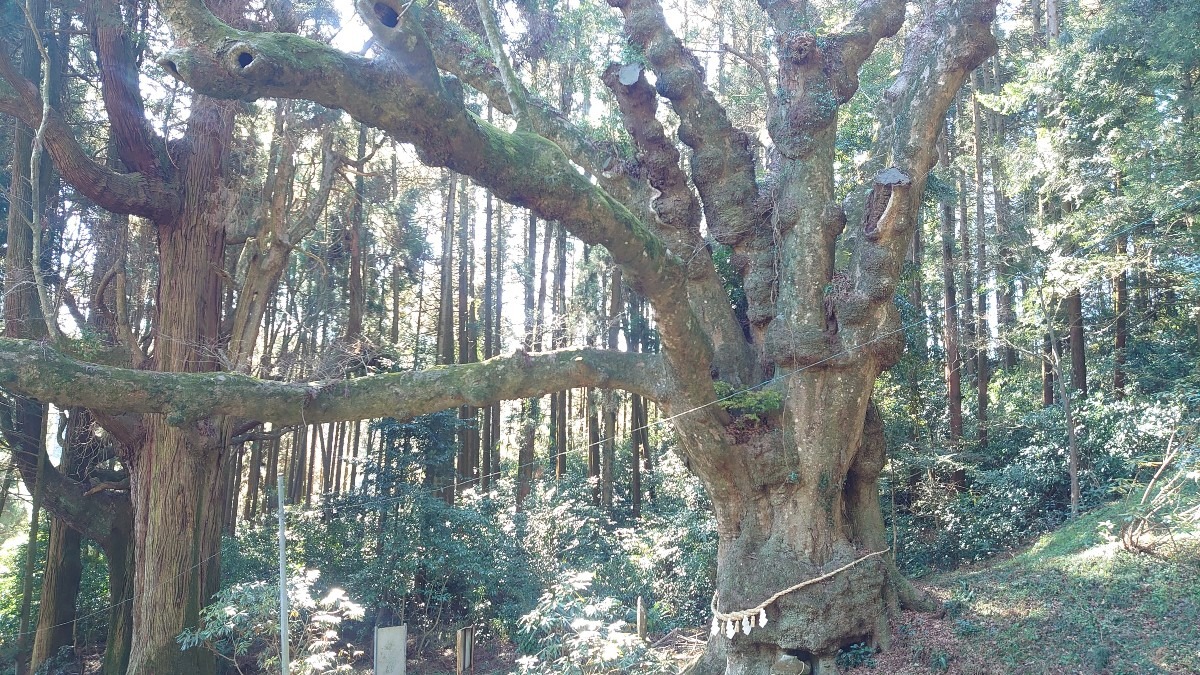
0;0;998;671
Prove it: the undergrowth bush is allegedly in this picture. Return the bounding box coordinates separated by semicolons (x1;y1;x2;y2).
886;390;1190;572
514;571;675;675
219;432;716;665
177;569;363;674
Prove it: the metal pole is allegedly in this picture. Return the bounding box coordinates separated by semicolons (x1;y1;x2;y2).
278;474;290;674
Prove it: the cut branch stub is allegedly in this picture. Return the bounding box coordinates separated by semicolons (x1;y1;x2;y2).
861;167;911;242
355;0;444;91
602;62;702;235
618;63;641;86
612;0;761;247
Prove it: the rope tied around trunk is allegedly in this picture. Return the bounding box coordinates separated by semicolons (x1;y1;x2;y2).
709;549;889;639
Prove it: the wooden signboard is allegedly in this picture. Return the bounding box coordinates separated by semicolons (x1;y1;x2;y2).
456;624;475;674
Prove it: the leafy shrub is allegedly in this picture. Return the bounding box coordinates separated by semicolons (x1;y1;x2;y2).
953;618;982;637
519;449;717;631
218;418;717;664
888;390;1190;571
177;569;363;674
514;571;674;674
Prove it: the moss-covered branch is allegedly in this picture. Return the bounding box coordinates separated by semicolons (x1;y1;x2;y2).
155;0;726;407
418;8;641;208
826;0;908;103
0;337;665;426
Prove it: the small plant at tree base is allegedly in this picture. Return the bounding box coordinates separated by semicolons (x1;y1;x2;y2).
836;642;876;669
928;649;951;673
177;569;363;674
953;618;982;637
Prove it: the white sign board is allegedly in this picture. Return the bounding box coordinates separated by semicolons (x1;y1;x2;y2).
375;624;407;675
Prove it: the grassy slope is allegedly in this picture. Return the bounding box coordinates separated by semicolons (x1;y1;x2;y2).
849;502;1200;675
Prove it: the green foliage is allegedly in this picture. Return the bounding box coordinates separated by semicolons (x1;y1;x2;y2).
711;244;749;336
712;381;783;423
221;432;717;666
514;571;675;675
32;645;77;675
0;523;110;670
835;642;876;669
888;391;1189;572
1109;423;1199;553
518;451;718;631
226;483;536;652
952;618;981;637
0;538;31;667
177;569;363;674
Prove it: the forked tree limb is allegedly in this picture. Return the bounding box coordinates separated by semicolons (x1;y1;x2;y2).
0;56;179;221
608;0;762;249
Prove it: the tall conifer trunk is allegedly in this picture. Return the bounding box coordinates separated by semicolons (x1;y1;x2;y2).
128;95;234;674
1066;291;1087;397
971;70;990;451
517;212;539;506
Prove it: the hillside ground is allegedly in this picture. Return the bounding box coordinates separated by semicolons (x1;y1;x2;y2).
845;501;1200;675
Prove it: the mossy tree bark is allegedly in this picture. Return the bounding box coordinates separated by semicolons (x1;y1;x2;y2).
0;0;998;671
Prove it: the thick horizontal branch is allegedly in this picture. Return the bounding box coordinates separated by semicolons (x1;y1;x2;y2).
0;337;666;425
155;0;723;399
156;0;669;284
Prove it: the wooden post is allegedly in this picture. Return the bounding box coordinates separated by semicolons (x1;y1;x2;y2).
637;596;647;639
456;625;475;674
375;624;407;675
